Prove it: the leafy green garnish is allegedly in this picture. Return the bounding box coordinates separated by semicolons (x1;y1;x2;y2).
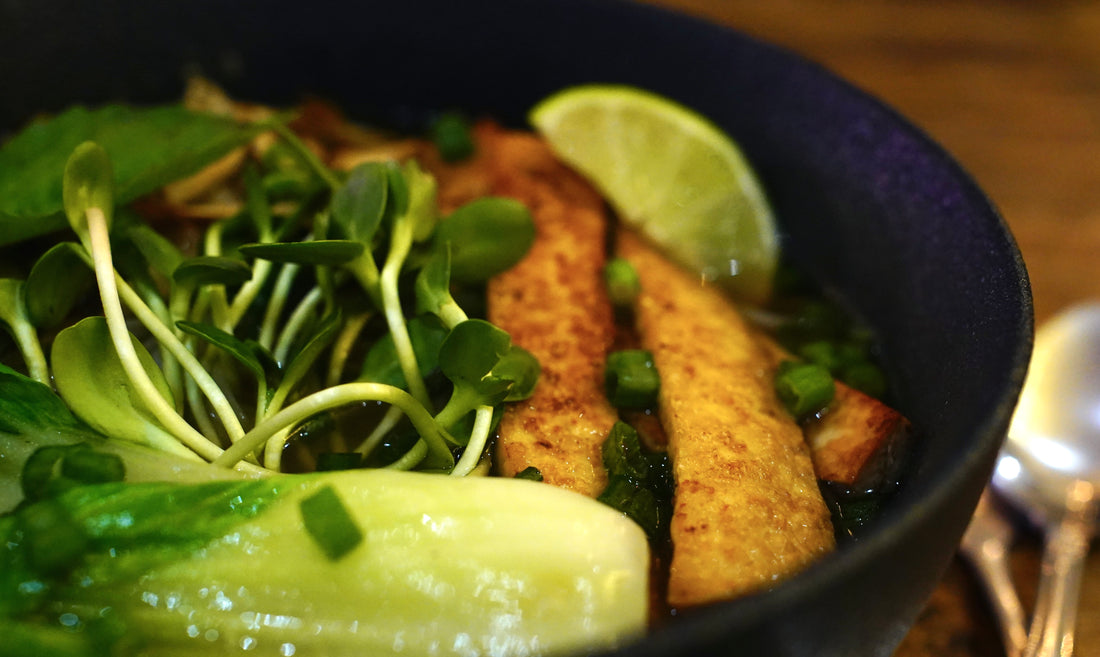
0;105;262;245
1;96;538;480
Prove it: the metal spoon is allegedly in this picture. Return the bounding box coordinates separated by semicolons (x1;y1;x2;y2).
960;490;1028;657
991;302;1100;657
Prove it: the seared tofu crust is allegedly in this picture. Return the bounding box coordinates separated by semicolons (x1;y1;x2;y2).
617;230;835;607
753;330;912;490
803;383;911;489
475;124;619;498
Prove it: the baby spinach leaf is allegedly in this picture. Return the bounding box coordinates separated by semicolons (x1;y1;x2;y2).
51;317;181;454
0;104;262;246
24;242;93;329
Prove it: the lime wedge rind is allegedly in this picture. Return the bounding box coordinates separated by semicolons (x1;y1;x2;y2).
529;84;778;304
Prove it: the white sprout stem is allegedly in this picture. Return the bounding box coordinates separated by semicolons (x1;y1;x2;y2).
354;404;406;457
144;285;185;412
450;405;494;477
11;317;50;385
272;285;324;367
258;261;302;350
113;274;246;444
201;223;232;331
327;311;371;387
228;257;273;329
439;302;468;331
85;207;223;461
263;426;293;471
380;220;431;409
386;439;429;471
212;382;449;469
184;374;222;442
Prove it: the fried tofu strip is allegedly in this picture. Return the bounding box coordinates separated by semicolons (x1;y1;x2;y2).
616;229;835;607
804;383;911;489
753;332;912;490
469;124;619;498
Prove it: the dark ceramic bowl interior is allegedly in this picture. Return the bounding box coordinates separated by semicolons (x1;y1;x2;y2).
1;0;1033;655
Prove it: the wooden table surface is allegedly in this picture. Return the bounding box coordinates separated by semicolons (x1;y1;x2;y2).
640;1;1100;655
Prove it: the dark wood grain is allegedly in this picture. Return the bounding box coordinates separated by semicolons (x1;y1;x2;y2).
638;1;1100;655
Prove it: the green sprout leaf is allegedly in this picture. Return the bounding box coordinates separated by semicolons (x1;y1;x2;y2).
435;197;535;283
438;319;512;397
51;317;192;458
332;162;389;244
239;240;365;266
23;242;94;329
0;279;50;383
360;316;448;389
414;246;467;328
493;345;540;402
172;255;253;289
123;223;185;279
176;320;277;390
62;141;114;240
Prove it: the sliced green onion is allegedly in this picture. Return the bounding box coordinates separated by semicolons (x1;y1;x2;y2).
20;446;68;501
18;499;90;575
774;360;835;420
299;484;364;561
603;258;641;307
605;350;660;409
59;446;125;485
431;112;475;162
840;361;887;399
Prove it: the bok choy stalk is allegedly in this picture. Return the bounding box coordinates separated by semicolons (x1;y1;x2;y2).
0;365;649;656
2;469;648;657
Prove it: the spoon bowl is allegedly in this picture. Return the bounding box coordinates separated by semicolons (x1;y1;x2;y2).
992;302;1100;656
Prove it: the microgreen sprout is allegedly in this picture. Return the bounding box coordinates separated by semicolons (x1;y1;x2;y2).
6;106;538;479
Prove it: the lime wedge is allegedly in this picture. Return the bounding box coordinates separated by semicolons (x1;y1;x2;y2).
529;85;778;304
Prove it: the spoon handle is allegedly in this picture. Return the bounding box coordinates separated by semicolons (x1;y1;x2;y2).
1023;514;1092;657
960;493;1028;657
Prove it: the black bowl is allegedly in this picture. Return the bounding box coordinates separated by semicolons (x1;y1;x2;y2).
1;0;1032;655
